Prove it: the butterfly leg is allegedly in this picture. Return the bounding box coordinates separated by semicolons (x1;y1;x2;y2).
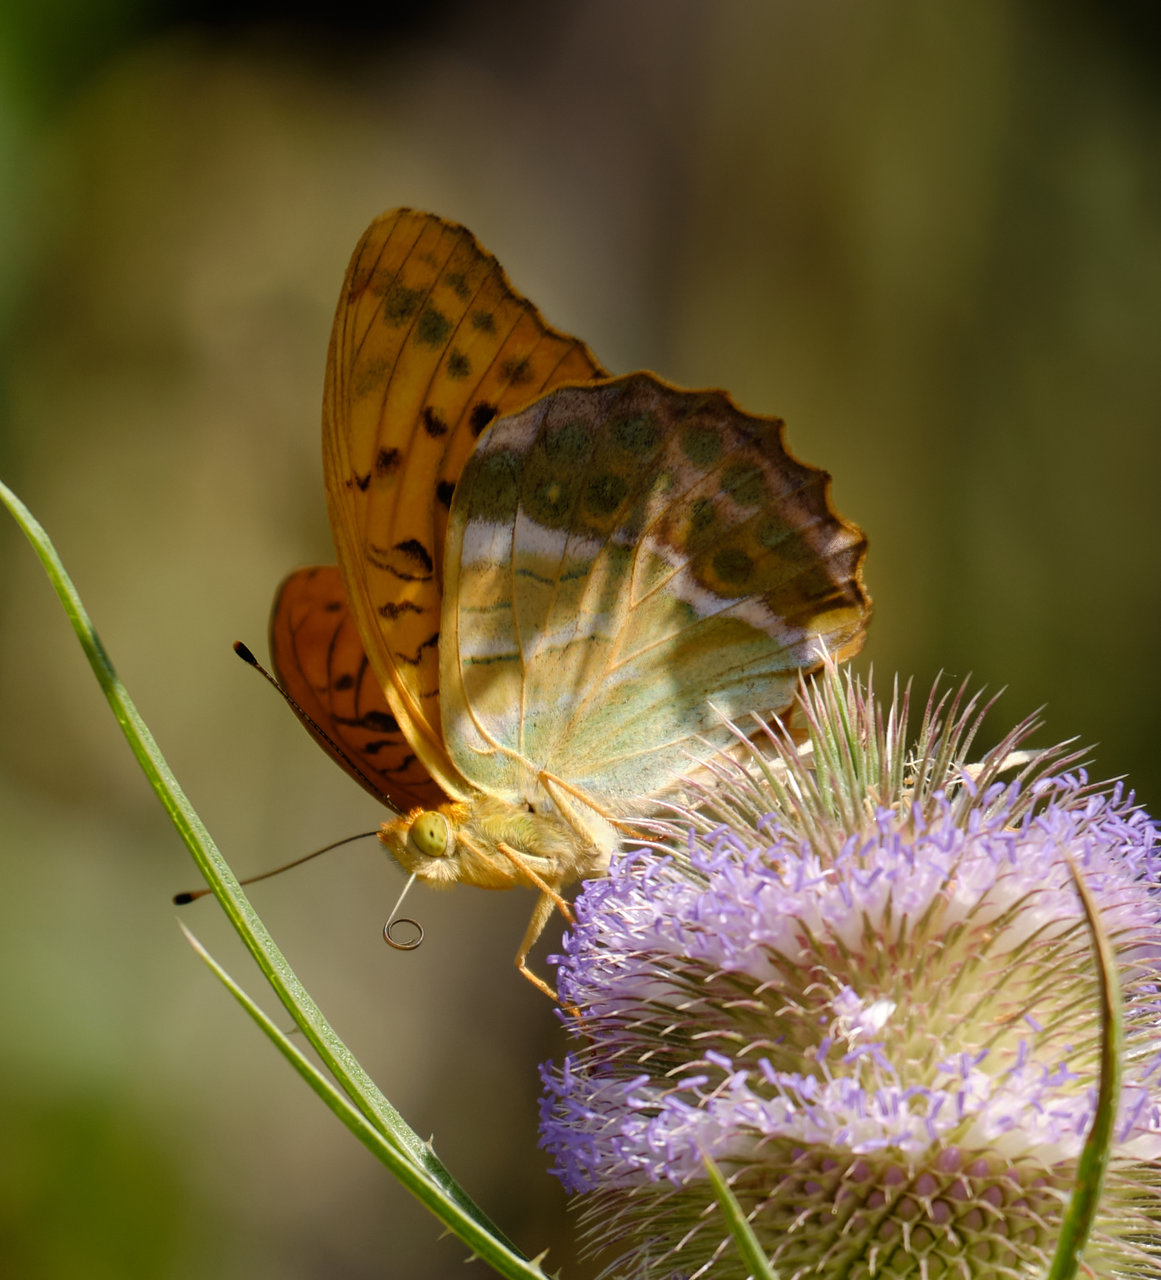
495;842;574;922
515;888;563;1002
489;842;580;1002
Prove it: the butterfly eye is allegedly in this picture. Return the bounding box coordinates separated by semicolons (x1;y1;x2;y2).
408;811;454;858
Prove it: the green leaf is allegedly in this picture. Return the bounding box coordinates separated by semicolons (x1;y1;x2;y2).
0;479;546;1278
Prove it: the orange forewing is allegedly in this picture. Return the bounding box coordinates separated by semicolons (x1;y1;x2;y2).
268;566;447;812
321;209;608;798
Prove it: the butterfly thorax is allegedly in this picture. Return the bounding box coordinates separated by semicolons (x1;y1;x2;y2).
378;794;610;893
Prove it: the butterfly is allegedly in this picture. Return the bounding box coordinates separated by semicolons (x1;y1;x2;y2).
268;209;870;998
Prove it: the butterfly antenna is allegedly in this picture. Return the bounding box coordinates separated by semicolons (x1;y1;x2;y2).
232;640;402;815
383;873;424;951
172;829;380;905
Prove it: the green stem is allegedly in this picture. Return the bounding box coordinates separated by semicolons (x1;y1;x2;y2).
0;479;539;1275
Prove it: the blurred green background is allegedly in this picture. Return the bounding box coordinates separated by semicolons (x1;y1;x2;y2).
1;2;1158;1276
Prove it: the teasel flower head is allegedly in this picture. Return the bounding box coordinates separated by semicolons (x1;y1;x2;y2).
540;666;1161;1278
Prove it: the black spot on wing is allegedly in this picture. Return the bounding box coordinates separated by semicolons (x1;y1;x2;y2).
436;480;455;508
395;539;434;573
398;632;440;666
382;285;423;322
444;270;470;298
422;406;448;438
416;307;452;346
500;357;533;385
367;542;433;582
376;448;401;475
379;599;424;620
360;709;400;733
334;709;401;733
470;403;498;436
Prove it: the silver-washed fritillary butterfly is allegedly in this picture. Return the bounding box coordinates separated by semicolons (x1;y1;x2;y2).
269;209;870;997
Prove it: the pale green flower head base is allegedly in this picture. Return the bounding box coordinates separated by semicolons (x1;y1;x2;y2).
541;665;1161;1279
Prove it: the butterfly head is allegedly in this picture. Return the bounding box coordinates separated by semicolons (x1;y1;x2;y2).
379;806;464;887
380;799;528;890
379;794;604;893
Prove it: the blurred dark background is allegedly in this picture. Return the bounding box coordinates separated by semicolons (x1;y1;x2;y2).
1;2;1158;1276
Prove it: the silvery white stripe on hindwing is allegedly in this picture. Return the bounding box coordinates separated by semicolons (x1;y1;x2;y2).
459;518;604;572
458;518;513;571
457;517;832;682
456;609;616;664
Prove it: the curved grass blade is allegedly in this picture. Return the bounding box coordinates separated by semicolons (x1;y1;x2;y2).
181;925;548;1279
702;1153;780;1280
1044;855;1123;1280
0;479;530;1267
